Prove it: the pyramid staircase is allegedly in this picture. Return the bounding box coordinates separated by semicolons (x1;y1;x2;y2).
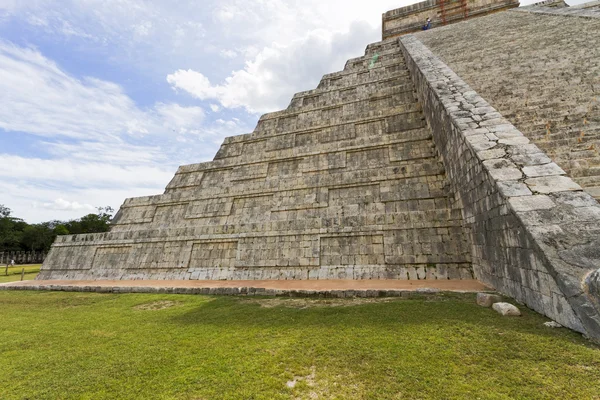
39;38;473;281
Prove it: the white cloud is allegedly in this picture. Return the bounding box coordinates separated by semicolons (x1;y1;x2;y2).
133;21;153;38
0;0;18;12
0;40;212;141
42;141;165;165
220;49;237;59
39;198;96;212
215;5;241;22
167;21;379;114
0;155;174;188
0;39;252;222
0;154;175;222
26;14;48;27
155;103;205;134
0;40;150;140
0;180;166;223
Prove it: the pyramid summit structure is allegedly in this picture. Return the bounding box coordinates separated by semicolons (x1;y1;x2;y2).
37;0;600;341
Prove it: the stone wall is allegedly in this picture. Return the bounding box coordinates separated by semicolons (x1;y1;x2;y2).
382;0;519;39
0;251;46;265
39;39;473;282
400;34;600;341
417;9;600;200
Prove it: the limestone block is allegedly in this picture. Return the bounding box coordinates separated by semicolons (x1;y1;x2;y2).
525;176;582;194
492;302;521;316
166;171;205;191
477;293;503;307
268;159;302;177
214;142;243;159
477;148;506;160
187;198;233;218
508;195;556;212
497;181;532;197
114;205;157;225
522;163;566;178
482;159;523;181
552;191;599;208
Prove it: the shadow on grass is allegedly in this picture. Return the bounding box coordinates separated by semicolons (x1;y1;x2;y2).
168;294;595;346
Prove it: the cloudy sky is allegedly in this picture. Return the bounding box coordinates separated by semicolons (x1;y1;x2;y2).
0;0;582;222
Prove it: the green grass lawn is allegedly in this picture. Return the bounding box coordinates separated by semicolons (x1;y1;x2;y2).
0;264;41;283
0;292;598;400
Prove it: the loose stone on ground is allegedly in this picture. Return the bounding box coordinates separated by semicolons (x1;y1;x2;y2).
492;302;521;316
476;293;503;307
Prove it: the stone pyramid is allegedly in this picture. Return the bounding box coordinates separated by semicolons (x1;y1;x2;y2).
39;39;472;281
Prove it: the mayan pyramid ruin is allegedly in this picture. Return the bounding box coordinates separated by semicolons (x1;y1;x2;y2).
37;0;600;340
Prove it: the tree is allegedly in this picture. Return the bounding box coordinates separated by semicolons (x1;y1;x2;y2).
53;225;69;236
65;206;114;235
0;205;28;252
21;223;56;252
0;204;115;253
0;205;10;218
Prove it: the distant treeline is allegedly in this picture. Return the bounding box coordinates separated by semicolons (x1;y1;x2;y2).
0;205;113;253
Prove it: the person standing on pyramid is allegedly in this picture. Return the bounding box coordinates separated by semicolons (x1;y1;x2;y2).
422;17;432;30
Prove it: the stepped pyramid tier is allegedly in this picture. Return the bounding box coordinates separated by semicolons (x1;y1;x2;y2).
39;39;473;281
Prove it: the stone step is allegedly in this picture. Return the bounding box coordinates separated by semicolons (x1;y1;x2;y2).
177;126;434;181
267;82;418;122
0;279;490;295
344;46;402;68
293;67;411;103
252;103;425;140
256;98;422;138
319;59;407;87
169;140;442;196
523;129;600;144
365;39;401;56
138;150;447;207
288;84;417;114
109;204;467;240
98;212;470;252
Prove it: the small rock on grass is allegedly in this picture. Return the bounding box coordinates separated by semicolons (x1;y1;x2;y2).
492;302;521;316
544;321;563;328
477;293;503;307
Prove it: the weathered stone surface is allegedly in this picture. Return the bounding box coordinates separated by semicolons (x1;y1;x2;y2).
518;0;600;18
508;195;555;212
417;9;600;201
526;176;583;194
587;269;600;309
497;181;532;197
399;32;600;341
522;163;566;178
544;321;563;328
482;159;523;181
559;241;600;270
492;302;522;316
477;293;503;307
477;148;506;161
